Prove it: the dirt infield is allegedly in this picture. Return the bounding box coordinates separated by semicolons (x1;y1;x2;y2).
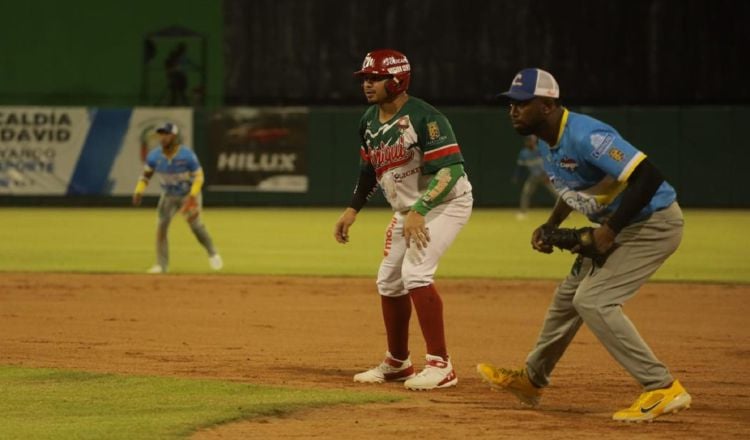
1;274;749;439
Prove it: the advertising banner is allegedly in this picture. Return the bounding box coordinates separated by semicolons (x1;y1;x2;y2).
205;107;308;192
0;107;90;194
0;107;192;195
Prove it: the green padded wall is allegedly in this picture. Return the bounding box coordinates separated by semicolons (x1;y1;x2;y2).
246;105;747;208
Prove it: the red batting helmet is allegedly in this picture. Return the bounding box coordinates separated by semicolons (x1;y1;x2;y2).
354;49;411;95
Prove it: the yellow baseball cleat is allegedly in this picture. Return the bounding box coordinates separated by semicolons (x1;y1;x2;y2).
612;379;692;422
476;363;542;407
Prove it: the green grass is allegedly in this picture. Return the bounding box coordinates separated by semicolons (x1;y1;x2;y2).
0;207;747;282
0;365;397;440
0;207;746;437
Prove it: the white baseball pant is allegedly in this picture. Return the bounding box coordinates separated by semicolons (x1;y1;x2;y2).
376;193;473;297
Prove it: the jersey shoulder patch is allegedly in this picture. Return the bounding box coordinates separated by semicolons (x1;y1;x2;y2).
566;113;619;157
589;132;616;159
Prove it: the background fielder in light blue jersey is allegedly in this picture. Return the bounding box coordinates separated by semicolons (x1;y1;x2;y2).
513;135;556;219
537;109;676;225
133;122;222;274
144;144;201;196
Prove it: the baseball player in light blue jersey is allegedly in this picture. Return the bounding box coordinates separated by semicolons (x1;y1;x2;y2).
512;135;556;219
477;68;691;422
132;122;222;274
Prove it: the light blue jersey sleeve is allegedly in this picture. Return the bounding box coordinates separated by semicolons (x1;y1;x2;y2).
185;149;201;173
581;129;646;182
562;112;675;224
145;148;159;171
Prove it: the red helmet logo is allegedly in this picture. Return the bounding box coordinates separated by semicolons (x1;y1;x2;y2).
354;49;411;95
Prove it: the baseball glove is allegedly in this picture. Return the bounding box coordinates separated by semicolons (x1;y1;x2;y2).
180;196;200;222
538;225;615;266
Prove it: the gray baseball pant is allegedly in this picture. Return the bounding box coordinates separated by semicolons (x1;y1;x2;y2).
526;202;684;391
156;193;217;270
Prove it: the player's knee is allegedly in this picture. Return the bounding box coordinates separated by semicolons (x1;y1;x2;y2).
377;283;408;298
571;294;597;315
402;272;433;291
376;261;404;295
572;294;610;320
188;219;203;229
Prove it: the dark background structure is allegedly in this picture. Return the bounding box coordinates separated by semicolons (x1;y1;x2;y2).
224;0;748;106
0;0;747;207
0;0;745;107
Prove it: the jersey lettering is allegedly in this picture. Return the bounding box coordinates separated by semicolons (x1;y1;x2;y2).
370;138;415;177
358;97;470;212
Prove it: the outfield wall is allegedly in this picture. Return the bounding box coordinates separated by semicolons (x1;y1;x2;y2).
201;105;750;208
1;106;746;208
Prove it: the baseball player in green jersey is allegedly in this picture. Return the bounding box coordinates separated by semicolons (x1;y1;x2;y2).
477;68;691;422
334;49;473;390
132;122;223;274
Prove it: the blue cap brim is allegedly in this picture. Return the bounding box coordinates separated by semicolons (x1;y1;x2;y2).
499;90;537;101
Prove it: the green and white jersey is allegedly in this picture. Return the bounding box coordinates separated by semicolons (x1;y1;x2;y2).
358;97;472;212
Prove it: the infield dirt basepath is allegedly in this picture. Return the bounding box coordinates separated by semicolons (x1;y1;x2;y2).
1;274;748;439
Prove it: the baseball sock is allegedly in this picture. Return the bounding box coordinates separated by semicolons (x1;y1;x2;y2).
409;284;448;359
381;295;411;361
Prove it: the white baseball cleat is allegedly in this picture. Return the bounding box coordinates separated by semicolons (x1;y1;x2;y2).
354;352;415;383
209;254;223;271
404;354;458;390
146;265;165;274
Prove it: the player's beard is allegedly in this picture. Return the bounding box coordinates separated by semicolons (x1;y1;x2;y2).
161;140;179;156
365;89;391;104
514;125;534;136
512;122;537;136
512;117;543;137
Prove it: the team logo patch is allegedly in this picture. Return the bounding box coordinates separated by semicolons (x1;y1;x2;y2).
608;148;624;162
511;73;523;87
427;121;441;141
559;157;578;171
590;133;614;159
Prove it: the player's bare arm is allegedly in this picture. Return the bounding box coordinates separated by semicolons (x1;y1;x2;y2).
337;161;376;244
591;224;617;253
132;169;155;206
334;207;358;244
